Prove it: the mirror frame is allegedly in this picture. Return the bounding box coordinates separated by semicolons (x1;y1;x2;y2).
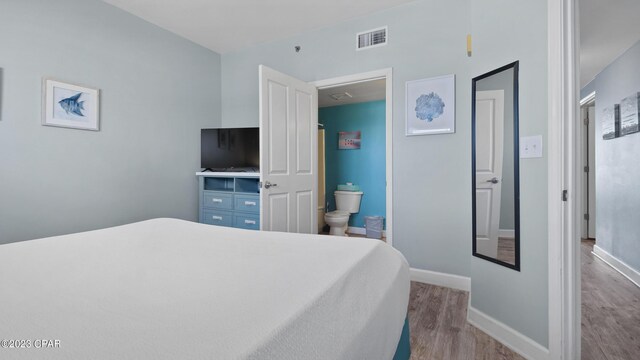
471;61;521;271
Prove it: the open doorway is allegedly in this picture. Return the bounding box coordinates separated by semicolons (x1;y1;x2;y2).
312;69;393;244
579;93;596;241
574;1;640;358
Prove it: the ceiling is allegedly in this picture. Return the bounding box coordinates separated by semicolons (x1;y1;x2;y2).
580;0;640;87
101;0;640;87
102;0;414;54
318;79;386;108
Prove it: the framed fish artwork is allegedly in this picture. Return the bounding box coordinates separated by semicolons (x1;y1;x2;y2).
42;78;100;131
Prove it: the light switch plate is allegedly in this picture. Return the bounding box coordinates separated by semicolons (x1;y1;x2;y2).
520;135;543;158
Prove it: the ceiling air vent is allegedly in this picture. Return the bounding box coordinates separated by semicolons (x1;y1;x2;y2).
356;26;388;51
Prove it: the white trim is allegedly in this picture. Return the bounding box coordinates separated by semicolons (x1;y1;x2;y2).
409;268;470;292
310;68;394;247
498;229;515;239
347;226;387;237
467;306;550;360
592;245;640;288
548;0;580;359
579;91;596;106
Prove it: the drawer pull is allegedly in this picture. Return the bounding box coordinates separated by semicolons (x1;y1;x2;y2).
212;198;223;203
212;216;223;221
244;201;257;206
244;219;256;225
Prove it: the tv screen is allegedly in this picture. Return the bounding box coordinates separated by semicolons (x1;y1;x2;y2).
201;128;259;171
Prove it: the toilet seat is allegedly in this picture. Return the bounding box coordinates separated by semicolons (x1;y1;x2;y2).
324;210;350;218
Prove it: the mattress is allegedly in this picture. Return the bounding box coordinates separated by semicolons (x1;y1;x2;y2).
0;218;410;360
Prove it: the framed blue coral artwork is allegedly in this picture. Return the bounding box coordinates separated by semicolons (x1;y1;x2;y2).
42;78;100;131
405;74;455;136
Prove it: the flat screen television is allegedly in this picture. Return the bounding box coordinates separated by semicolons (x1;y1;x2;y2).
201;128;259;171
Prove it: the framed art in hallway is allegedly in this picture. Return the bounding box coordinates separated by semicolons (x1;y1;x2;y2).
601;104;620;140
619;92;640;136
405;74;455;136
42;78;100;131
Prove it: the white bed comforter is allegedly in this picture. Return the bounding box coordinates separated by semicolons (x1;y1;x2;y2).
0;218;409;360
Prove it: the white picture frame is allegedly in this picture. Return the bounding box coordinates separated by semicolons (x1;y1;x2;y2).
601;104;619;140
405;74;455;136
620;92;640;136
42;78;100;131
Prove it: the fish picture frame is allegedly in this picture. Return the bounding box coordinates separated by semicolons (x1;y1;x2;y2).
405;74;455;136
42;78;100;131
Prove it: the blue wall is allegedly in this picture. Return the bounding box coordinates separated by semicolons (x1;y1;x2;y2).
220;0;550;345
320;100;386;229
580;40;640;273
0;0;221;243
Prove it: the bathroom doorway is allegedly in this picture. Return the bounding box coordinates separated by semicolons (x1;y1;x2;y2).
311;69;393;244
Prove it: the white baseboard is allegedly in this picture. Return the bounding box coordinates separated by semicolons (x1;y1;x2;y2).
499;229;515;238
409;268;470;292
593;245;640;288
348;226;386;237
467;306;550;360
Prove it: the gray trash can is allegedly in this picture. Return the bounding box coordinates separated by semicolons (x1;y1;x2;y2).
364;216;384;239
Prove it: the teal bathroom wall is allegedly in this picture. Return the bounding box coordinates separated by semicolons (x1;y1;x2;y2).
319;100;386;229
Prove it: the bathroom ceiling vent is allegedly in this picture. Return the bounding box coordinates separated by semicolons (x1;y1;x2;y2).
356;26;387;51
329;92;353;101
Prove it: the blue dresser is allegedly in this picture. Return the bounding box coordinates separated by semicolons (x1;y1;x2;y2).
197;172;260;230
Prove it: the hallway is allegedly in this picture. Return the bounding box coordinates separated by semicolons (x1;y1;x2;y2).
581;240;640;359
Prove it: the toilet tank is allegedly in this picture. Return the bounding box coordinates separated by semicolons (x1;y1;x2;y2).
334;191;363;213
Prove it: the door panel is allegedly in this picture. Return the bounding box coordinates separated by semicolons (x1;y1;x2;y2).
268;193;290;232
296;191;313;233
259;65;318;233
475;90;505;259
268;81;289;175
475;99;495;173
476;189;492;236
296;90;313;174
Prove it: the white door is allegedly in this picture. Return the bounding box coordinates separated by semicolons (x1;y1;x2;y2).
581;105;597;239
581;106;589;239
259;65;318;233
587;105;596;238
475;90;505;258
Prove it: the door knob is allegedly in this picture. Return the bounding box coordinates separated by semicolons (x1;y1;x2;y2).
264;181;278;189
486;177;499;184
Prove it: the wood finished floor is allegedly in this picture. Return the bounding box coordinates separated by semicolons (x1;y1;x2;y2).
408;282;523;360
581;239;640;360
407;241;640;359
497;237;516;265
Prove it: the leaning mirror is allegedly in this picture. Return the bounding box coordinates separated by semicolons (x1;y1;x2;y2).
472;61;520;271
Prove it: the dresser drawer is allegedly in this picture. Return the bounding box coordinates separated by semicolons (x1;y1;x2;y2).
203;191;233;210
234;213;260;230
202;210;233;227
234;195;260;213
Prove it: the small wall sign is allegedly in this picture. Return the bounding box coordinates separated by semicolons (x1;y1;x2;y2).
338;131;361;149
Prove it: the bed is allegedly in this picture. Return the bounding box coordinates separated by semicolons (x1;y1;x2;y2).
0;218;410;359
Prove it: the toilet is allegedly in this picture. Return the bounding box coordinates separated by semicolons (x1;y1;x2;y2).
324;190;363;236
